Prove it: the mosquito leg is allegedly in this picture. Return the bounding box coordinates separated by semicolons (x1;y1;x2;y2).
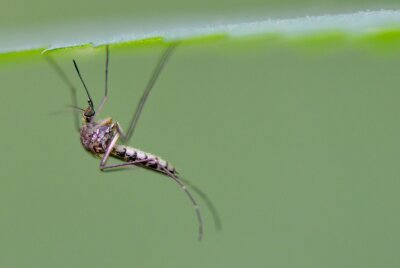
101;159;152;170
161;166;204;241
179;177;222;231
95;45;110;118
99;127;150;170
122;43;179;143
45;54;80;131
100;157;203;240
115;122;127;141
99;131;120;170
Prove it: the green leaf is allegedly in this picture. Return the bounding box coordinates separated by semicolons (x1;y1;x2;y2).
1;9;400;59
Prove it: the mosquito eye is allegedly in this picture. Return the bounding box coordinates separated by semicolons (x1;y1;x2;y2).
84;110;95;117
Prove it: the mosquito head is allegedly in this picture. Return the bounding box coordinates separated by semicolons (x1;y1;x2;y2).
83;105;95;123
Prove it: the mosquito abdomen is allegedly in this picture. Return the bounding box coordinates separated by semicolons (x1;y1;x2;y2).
112;144;177;174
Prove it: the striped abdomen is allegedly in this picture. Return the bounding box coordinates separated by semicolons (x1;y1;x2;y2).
111;144;177;175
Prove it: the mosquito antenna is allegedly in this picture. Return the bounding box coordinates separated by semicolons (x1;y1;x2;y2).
73;59;95;110
45;55;80;131
67;105;85;112
124;43;178;143
48;105;85;116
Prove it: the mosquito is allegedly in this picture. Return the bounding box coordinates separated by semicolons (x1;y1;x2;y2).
45;44;220;241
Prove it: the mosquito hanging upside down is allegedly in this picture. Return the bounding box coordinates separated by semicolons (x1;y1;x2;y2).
46;44;220;241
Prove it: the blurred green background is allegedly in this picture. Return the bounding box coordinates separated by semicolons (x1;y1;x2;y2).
2;0;400;267
1;0;400;28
